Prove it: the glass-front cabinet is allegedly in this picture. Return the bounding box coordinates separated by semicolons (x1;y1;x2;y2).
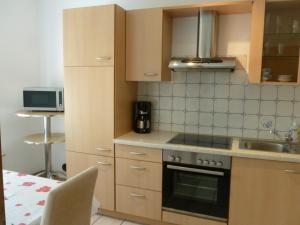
249;0;300;84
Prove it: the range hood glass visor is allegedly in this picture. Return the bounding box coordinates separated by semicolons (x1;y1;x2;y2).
169;9;236;72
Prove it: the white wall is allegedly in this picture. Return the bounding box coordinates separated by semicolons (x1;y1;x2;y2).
0;0;44;173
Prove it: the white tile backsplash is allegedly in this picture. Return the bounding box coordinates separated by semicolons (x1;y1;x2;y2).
173;84;186;97
261;85;277;100
138;70;299;140
278;86;294;101
186;84;200;97
173;97;185;111
187;72;201;83
229;85;245;99
244;100;260;114
186;98;199;112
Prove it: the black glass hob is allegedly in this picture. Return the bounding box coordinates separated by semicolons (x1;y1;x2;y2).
168;133;232;150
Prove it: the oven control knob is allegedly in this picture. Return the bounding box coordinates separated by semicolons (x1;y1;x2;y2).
203;160;209;165
216;161;223;167
209;160;216;166
175;156;181;162
197;159;203;164
168;156;175;161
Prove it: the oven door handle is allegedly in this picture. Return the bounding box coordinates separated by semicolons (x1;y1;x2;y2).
167;165;224;176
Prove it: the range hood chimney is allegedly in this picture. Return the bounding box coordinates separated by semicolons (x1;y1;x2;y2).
169;9;236;72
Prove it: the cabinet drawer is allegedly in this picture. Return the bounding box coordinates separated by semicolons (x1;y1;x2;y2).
162;211;226;225
67;151;115;211
116;158;162;191
116;185;161;220
115;144;162;163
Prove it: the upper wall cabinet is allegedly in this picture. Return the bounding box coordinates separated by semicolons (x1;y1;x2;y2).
64;5;115;67
126;8;172;81
249;0;300;84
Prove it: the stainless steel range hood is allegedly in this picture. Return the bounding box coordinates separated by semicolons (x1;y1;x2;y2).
169;10;236;72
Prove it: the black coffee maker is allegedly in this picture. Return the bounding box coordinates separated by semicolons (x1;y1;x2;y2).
133;101;151;133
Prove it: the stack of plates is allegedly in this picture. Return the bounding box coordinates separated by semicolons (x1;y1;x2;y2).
278;75;293;82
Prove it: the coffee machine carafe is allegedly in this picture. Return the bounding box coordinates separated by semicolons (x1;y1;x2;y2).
133;101;151;133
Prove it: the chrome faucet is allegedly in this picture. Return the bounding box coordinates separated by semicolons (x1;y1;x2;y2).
262;121;298;144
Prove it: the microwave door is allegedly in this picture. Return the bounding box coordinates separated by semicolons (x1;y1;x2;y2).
23;91;57;111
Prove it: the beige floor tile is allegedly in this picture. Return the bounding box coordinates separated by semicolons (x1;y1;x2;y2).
93;216;123;225
91;214;101;224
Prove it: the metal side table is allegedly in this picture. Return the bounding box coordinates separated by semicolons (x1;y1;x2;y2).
17;110;65;179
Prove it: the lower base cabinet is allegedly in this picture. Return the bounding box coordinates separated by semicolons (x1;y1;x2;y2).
67;151;115;211
229;157;300;225
116;185;162;220
162;211;227;225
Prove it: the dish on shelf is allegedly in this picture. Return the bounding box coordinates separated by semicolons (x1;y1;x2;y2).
277;74;294;82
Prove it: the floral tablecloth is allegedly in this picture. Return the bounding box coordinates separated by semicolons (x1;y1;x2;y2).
3;170;61;225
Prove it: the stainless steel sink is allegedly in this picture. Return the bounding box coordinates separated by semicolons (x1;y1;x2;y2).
239;139;300;154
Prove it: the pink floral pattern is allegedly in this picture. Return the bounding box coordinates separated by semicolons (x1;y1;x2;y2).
3;170;61;225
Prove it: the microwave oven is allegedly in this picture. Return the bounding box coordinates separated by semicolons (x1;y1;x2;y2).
23;87;64;111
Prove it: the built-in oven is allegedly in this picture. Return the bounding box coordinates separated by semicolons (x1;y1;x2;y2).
162;149;231;222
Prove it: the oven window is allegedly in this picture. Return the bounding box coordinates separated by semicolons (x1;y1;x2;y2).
173;171;218;204
24;91;56;108
163;163;230;219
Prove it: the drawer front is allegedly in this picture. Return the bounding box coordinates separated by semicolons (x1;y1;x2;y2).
116;185;162;220
115;144;162;163
162;211;227;225
67;151;115;211
116;158;162;191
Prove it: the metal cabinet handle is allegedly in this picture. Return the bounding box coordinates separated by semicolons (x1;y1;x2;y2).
284;169;300;174
129;152;146;156
167;165;224;176
97;161;112;166
129;193;145;198
95;147;111;151
130;165;146;170
96;56;111;61
144;72;158;76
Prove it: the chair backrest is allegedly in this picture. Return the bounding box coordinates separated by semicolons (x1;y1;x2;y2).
40;167;98;225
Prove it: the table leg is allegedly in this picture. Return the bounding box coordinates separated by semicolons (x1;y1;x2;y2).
43;117;52;178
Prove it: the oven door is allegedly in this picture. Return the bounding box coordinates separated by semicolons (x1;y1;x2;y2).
163;162;230;221
23;90;57;111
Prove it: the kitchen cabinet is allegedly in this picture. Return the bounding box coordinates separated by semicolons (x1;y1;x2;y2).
115;144;162;220
64;67;114;157
249;0;300;84
67;151;115;211
126;8;172;81
229;157;300;225
63;5;115;67
116;185;162;220
64;5;137;213
116;158;162;191
115;144;162;163
163;211;226;225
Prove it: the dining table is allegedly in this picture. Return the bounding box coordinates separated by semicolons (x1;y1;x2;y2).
3;170;61;225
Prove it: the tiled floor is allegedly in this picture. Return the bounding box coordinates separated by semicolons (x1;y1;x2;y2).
91;214;143;225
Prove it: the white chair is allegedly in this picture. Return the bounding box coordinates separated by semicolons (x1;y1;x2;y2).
40;167;98;225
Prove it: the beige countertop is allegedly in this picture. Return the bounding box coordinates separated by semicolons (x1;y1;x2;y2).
114;131;300;163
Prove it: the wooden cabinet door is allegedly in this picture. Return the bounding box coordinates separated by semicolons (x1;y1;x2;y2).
248;0;265;83
64;67;114;157
229;157;300;225
116;185;162;220
67;151;115;211
64;5;115;67
126;8;171;81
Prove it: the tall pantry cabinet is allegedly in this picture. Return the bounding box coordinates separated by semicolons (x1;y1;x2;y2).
63;5;137;211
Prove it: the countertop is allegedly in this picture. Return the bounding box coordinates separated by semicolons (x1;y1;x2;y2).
114;131;300;163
